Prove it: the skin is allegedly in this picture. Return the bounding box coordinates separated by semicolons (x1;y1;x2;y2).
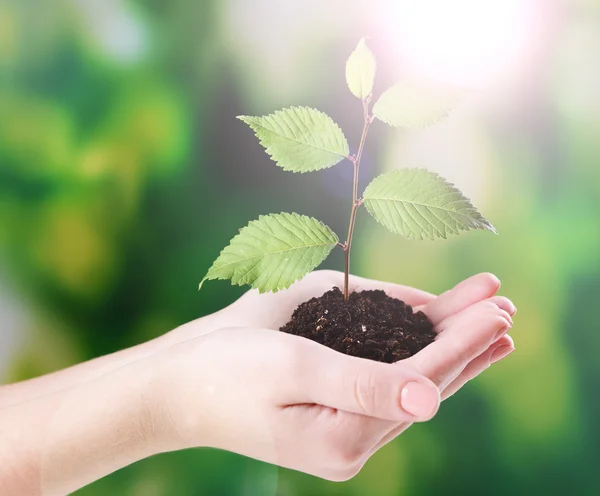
0;270;515;495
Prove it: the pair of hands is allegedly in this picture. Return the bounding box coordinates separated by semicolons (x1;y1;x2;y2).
152;270;515;482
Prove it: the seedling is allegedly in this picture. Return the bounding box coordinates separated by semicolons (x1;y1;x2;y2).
200;38;496;301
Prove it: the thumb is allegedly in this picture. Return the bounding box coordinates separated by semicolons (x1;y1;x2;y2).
301;345;440;422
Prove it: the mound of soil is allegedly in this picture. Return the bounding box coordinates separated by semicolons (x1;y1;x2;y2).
280;287;436;363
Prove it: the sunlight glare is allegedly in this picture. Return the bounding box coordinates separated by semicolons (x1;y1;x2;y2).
382;0;539;87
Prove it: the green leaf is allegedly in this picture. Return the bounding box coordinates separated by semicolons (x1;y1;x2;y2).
373;79;468;128
238;107;349;173
200;213;339;293
346;37;376;99
363;169;496;240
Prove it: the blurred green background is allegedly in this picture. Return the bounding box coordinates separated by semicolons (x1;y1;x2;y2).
1;0;599;494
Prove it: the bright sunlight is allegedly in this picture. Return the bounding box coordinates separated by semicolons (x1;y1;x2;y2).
381;0;540;87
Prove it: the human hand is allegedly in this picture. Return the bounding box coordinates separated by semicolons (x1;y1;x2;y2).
0;271;514;495
168;270;515;392
151;271;515;481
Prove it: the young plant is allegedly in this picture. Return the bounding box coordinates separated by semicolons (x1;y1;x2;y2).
200;38;496;301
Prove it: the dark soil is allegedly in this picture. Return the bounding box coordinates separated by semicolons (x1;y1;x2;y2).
280;287;436;363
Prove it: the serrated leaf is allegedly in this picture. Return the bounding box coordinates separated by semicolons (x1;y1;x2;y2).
200;213;339;293
363;169;496;240
373;79;468;128
346;37;376;99
238;107;349;173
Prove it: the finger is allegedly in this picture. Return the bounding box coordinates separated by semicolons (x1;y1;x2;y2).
436;297;514;338
348;274;436;307
490;334;515;362
436;333;514;401
367;336;515;455
486;296;517;316
370;334;514;456
442;335;514;400
365;338;508;457
434;295;516;338
409;300;512;388
300;342;440;422
425;273;501;326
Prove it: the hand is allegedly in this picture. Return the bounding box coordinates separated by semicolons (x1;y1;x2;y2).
153;271;515;481
170;270;516;398
0;271;515;494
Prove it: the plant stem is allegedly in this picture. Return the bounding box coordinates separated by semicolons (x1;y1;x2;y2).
343;97;372;301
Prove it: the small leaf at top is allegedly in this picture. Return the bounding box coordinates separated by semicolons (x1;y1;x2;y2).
199;213;339;293
373;79;469;128
238;107;349;173
363;168;496;240
346;37;376;99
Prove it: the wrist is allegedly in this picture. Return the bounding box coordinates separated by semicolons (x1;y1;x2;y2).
147;311;251;453
146;335;218;453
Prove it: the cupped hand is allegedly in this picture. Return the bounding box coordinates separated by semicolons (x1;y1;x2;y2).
157;326;441;481
170;269;515;398
152;271;516;480
155;271;515;481
0;271;514;496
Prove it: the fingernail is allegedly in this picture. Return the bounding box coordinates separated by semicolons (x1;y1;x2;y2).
491;345;515;363
400;382;439;419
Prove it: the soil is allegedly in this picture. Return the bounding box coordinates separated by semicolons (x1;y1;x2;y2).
280;287;436;363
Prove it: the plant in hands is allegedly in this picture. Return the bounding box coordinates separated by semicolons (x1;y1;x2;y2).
0;270;514;494
0;42;516;496
164;271;515;483
199;38;497;362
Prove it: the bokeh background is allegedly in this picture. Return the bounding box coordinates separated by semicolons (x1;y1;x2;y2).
1;0;599;494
